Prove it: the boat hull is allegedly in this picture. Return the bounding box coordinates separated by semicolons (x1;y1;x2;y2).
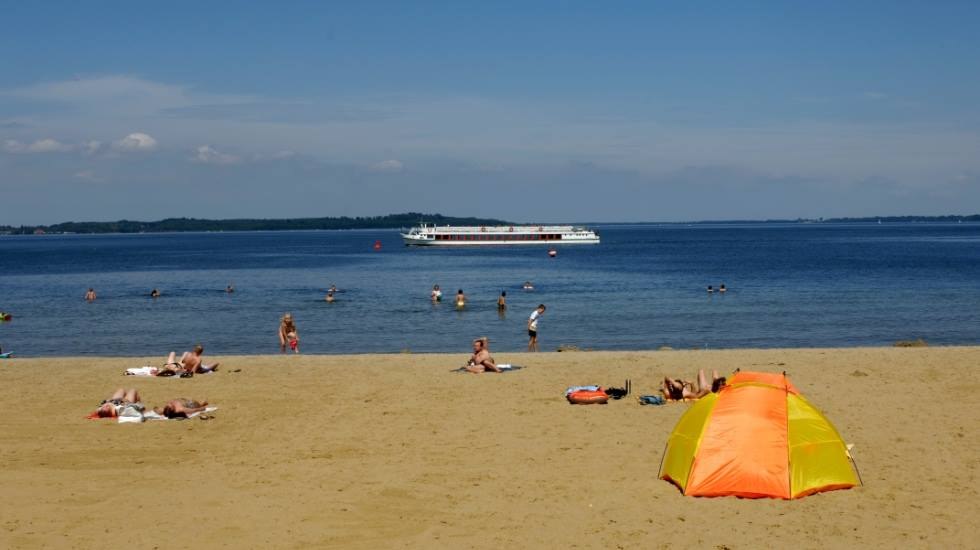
401;223;600;246
401;234;599;246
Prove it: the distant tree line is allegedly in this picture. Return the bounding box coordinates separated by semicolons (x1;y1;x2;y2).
820;214;980;223
0;213;511;235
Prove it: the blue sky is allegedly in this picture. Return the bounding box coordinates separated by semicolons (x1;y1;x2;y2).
2;1;978;224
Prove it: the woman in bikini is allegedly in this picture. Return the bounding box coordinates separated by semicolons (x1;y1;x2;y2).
154;397;209;419
94;388;143;418
662;369;726;400
279;313;299;353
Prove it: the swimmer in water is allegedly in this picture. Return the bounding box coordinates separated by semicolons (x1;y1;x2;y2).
456;289;466;308
226;284;235;293
85;288;97;302
431;284;442;302
707;285;713;294
150;289;160;298
497;291;507;310
523;281;534;290
719;283;726;293
325;291;335;303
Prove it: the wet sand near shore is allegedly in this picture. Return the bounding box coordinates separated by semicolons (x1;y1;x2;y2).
1;347;977;549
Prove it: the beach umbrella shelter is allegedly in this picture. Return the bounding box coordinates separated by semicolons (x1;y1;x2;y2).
659;371;860;499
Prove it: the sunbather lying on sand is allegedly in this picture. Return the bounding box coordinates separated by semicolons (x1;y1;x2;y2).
662;369;727;400
154;397;209;419
94;388;143;418
463;337;501;373
160;345;219;375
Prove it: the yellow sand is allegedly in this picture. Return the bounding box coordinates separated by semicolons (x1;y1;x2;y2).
1;347;978;549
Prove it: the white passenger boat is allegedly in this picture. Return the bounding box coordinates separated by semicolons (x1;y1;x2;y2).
401;223;600;246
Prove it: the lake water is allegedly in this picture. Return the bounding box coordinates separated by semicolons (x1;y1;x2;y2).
1;223;979;356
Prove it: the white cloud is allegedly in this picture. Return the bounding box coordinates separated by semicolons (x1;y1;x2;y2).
192;145;240;165
2;138;73;154
112;132;157;152
371;159;404;172
73;170;105;182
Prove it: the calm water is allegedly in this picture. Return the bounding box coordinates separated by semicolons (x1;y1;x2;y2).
1;224;979;356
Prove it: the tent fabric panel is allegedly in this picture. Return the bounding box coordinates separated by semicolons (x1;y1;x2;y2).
729;371;798;395
686;385;791;498
787;394;859;498
660;393;719;491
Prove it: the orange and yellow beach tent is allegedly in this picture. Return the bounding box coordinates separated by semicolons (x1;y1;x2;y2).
659;371;860;499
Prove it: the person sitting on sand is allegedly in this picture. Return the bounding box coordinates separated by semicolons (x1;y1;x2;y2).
662;369;726;400
154;397;209;419
279;313;299;353
164;345;218;374
93;388;143;418
464;337;501;373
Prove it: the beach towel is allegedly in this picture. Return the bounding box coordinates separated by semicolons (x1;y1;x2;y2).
452;364;524;373
565;385;601;396
125;366;159;376
125;366;216;376
639;395;666;405
136;406;218;423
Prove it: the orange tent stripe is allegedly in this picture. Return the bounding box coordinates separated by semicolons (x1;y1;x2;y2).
729;371;799;394
685;384;791;498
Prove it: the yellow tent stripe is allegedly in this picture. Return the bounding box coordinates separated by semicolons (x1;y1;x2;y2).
786;394;859;498
660;393;719;491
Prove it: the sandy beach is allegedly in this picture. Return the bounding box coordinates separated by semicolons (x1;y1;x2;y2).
1;346;977;549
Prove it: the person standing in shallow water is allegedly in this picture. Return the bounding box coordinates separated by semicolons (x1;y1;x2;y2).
85;288;97;301
528;304;545;352
497;291;507;310
455;289;466;308
279;313;299;353
431;284;442;302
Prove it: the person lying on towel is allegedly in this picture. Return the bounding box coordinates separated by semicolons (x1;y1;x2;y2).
91;388;144;418
158;345;219;377
154;397;209;419
662;369;726;400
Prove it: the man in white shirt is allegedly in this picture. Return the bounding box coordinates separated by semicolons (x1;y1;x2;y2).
527;304;546;352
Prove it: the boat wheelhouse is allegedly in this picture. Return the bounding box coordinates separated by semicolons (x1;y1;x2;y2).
401;223;600;246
